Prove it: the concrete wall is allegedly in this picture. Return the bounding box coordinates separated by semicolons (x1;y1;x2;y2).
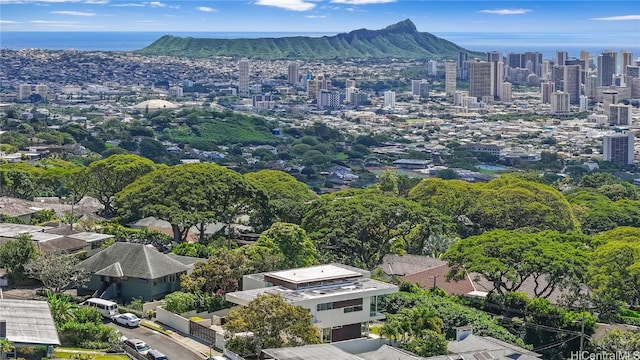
143;300;165;313
223;348;246;360
156;306;190;334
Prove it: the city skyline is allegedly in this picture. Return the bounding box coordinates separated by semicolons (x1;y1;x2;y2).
0;0;639;34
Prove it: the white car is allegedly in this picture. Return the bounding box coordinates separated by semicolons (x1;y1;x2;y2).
113;313;141;327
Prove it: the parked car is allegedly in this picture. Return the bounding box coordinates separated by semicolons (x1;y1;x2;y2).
123;338;151;355
113;313;141;327
145;349;169;360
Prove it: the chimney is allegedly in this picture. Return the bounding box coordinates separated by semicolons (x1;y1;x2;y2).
0;320;6;338
456;326;473;341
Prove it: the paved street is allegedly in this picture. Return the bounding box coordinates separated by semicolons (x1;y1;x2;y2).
107;322;207;360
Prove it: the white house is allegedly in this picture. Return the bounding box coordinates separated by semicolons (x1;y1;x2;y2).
225;264;399;343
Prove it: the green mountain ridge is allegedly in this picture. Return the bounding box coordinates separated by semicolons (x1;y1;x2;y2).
137;19;483;60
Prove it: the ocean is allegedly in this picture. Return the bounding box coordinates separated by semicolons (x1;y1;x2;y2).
1;31;638;60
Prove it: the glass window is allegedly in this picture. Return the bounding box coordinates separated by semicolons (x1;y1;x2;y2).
316;302;333;311
343;305;363;313
322;328;331;343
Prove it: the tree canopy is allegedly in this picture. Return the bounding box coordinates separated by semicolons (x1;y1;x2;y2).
253;222;319;270
115;163;264;242
444;230;592;298
224;293;321;355
87;154;156;215
302;189;452;269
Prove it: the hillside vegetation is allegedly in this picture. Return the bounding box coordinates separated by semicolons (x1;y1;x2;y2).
138;19;483;60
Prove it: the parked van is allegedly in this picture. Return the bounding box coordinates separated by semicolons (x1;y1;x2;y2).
81;298;119;318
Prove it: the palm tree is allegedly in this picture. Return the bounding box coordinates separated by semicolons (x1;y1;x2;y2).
47;292;76;327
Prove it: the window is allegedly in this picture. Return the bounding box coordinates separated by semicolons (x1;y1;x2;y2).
322;328;331;343
317;302;333;311
343;305;363;313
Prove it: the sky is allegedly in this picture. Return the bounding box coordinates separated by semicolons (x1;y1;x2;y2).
0;0;639;33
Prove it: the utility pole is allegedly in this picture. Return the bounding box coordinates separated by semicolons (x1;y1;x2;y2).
579;315;585;354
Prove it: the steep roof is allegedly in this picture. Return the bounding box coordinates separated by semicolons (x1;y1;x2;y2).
78;242;189;279
379;254;447;276
401;264;475;295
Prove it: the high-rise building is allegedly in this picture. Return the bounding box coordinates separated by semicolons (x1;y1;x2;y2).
550;91;570;113
541;60;552;80
349;91;368;107
469;60;493;100
584;75;598;99
317;90;341;109
427;60;438;76
411;80;429;99
603;131;635;166
524;52;542;76
541;81;555;104
445;60;457;95
168;86;183;98
287;62;300;86
621;50;634;85
238;59;250;97
579;95;589;111
602;90;618;114
562;65;582;104
598;50;617;87
345;79;356;89
34;84;48;100
500;82;512;102
556;50;568;66
490;61;504;100
457;53;468;80
306;80;318;99
384;91;396;109
486;51;502;62
18;83;31;100
608;104;632;125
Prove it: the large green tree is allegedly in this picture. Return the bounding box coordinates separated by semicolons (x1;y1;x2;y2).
444;230;591;297
253;222;319;270
0;162;44;199
244;170;315;226
589;227;640;305
224;293;320;355
24;251;89;293
0;234;39;281
180;250;250;295
115;163;264;242
87;154;155;215
302;190;452;269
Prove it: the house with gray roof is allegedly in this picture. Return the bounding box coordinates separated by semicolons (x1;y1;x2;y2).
0;299;60;358
77;242;200;302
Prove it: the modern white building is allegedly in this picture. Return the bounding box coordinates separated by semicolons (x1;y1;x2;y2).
168;86;183;98
226;264;399;343
383;90;395;109
500;82;512;103
550;91;570;114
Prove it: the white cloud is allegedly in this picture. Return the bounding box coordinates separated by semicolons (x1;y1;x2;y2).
589;14;640;21
305;14;326;18
0;19;19;23
51;10;96;15
196;6;216;12
148;1;164;6
0;0;106;3
29;19;85;27
478;9;531;15
255;0;316;11
331;0;395;4
112;2;144;6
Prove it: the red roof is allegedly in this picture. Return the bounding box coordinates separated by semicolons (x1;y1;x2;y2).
401;264;475;295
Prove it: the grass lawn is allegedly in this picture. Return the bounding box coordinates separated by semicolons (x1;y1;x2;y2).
54;351;129;360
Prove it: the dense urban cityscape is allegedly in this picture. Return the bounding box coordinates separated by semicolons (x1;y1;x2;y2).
0;5;639;360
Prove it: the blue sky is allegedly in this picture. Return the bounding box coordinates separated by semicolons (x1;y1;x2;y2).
0;0;639;33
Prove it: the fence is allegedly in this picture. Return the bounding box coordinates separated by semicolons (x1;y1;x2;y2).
190;319;217;345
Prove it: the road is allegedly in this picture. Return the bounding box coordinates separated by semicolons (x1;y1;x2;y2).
107;322;206;360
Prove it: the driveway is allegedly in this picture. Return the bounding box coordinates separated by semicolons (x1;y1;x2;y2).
108;322;207;360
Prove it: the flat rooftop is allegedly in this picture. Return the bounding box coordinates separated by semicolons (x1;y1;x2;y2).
228;277;398;304
267;264;363;284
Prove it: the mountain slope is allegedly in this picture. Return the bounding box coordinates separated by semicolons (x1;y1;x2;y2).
138;19;482;60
